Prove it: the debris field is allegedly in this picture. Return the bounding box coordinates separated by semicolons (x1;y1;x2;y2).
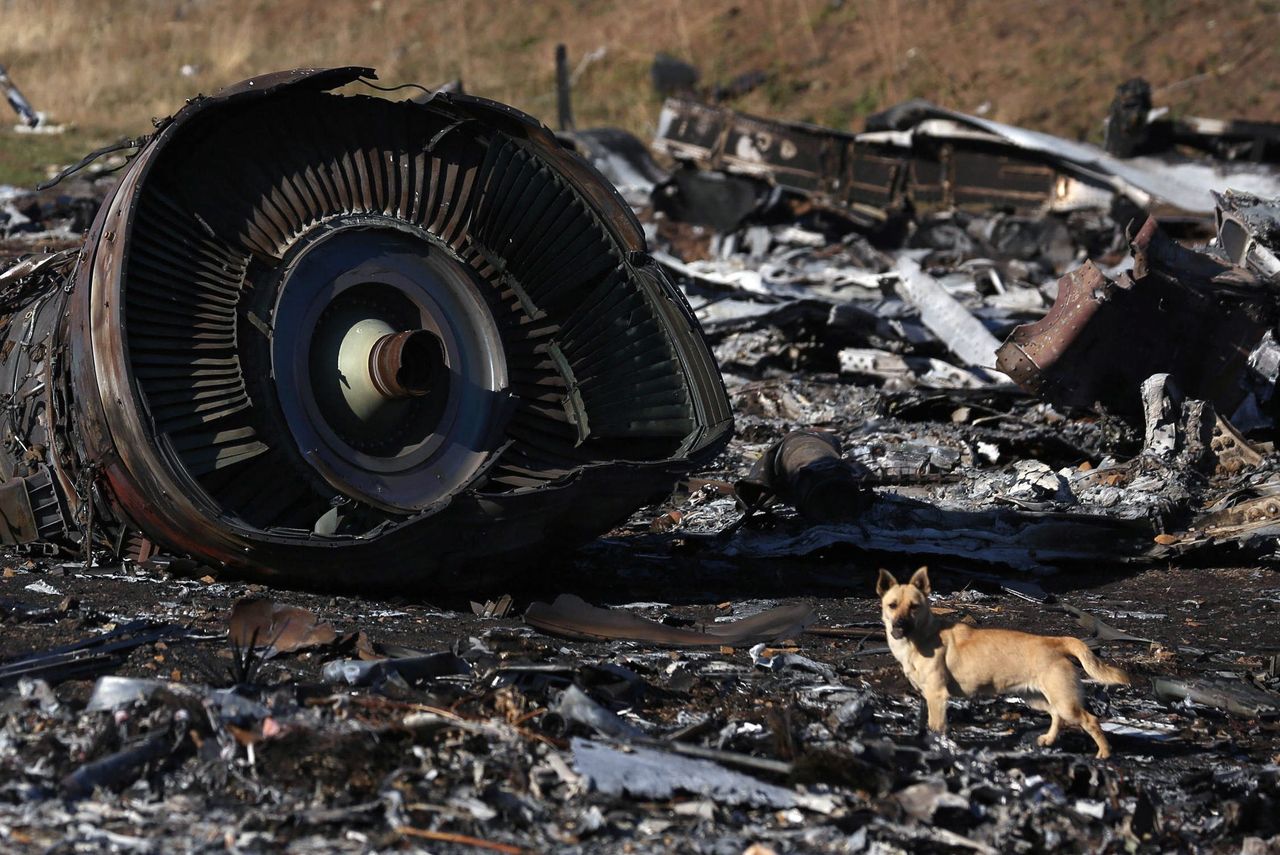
1;66;1279;853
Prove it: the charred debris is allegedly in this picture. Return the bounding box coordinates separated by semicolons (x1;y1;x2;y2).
0;67;732;589
0;64;39;130
2;66;1278;583
1;63;1280;853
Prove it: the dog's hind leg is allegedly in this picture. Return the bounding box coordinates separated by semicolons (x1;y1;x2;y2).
1036;710;1062;747
1078;710;1111;759
1018;690;1060;747
1041;665;1112;759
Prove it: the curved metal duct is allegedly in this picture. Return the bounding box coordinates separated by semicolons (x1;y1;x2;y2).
0;68;732;589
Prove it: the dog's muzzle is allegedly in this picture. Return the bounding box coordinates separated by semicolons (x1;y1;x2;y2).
891;620;912;639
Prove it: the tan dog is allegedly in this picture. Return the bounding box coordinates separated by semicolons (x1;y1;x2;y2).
876;567;1129;758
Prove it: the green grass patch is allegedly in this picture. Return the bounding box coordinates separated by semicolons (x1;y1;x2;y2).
0;127;110;190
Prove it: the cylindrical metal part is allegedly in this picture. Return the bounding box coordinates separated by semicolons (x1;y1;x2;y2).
555;44;574;132
737;430;872;522
368;330;442;399
0;67;733;590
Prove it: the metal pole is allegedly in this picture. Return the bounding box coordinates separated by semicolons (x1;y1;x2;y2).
555;44;574;132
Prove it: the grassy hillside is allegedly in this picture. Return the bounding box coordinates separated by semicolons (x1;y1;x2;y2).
0;0;1277;187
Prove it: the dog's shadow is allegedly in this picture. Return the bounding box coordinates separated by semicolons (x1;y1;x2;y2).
480;494;1171;610
928;697;1207;763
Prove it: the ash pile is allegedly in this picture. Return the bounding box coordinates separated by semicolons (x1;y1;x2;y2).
2;67;1280;854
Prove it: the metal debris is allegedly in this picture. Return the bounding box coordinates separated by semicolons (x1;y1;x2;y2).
1105;77;1280;164
321;652;470;688
864;99;1280;218
653;96;1280;227
997;214;1276;418
895;256;1003;375
228;598;336;657
0;68;732;590
0;620;193;688
2;58;1280;855
571;737;834;812
524;594;814;646
1152;677;1280;718
471;594;515;619
1056;602;1156;645
736;429;872;522
0;64;38;128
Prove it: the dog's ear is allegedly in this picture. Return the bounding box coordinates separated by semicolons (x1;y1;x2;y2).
876;568;897;596
909;566;930;595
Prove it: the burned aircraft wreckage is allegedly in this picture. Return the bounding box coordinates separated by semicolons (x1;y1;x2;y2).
4;66;1280;590
650;95;1280;231
0;68;733;587
3;61;1280;853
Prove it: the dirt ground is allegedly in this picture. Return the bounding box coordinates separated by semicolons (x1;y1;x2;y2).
2;226;1279;852
2;497;1279;852
2;44;1280;850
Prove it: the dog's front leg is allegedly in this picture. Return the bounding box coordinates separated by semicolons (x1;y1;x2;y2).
924;687;949;733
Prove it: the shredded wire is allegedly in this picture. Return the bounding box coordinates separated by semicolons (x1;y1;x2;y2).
36;136;148;191
356;77;436;98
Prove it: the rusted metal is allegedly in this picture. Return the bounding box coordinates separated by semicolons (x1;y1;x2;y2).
997;215;1276;418
368;330;444;399
0;68;734;590
994;260;1112;399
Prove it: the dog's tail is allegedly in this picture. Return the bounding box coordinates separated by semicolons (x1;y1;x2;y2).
1061;637;1130;685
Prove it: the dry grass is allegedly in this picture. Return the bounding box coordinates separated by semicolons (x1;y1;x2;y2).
0;0;1276;181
